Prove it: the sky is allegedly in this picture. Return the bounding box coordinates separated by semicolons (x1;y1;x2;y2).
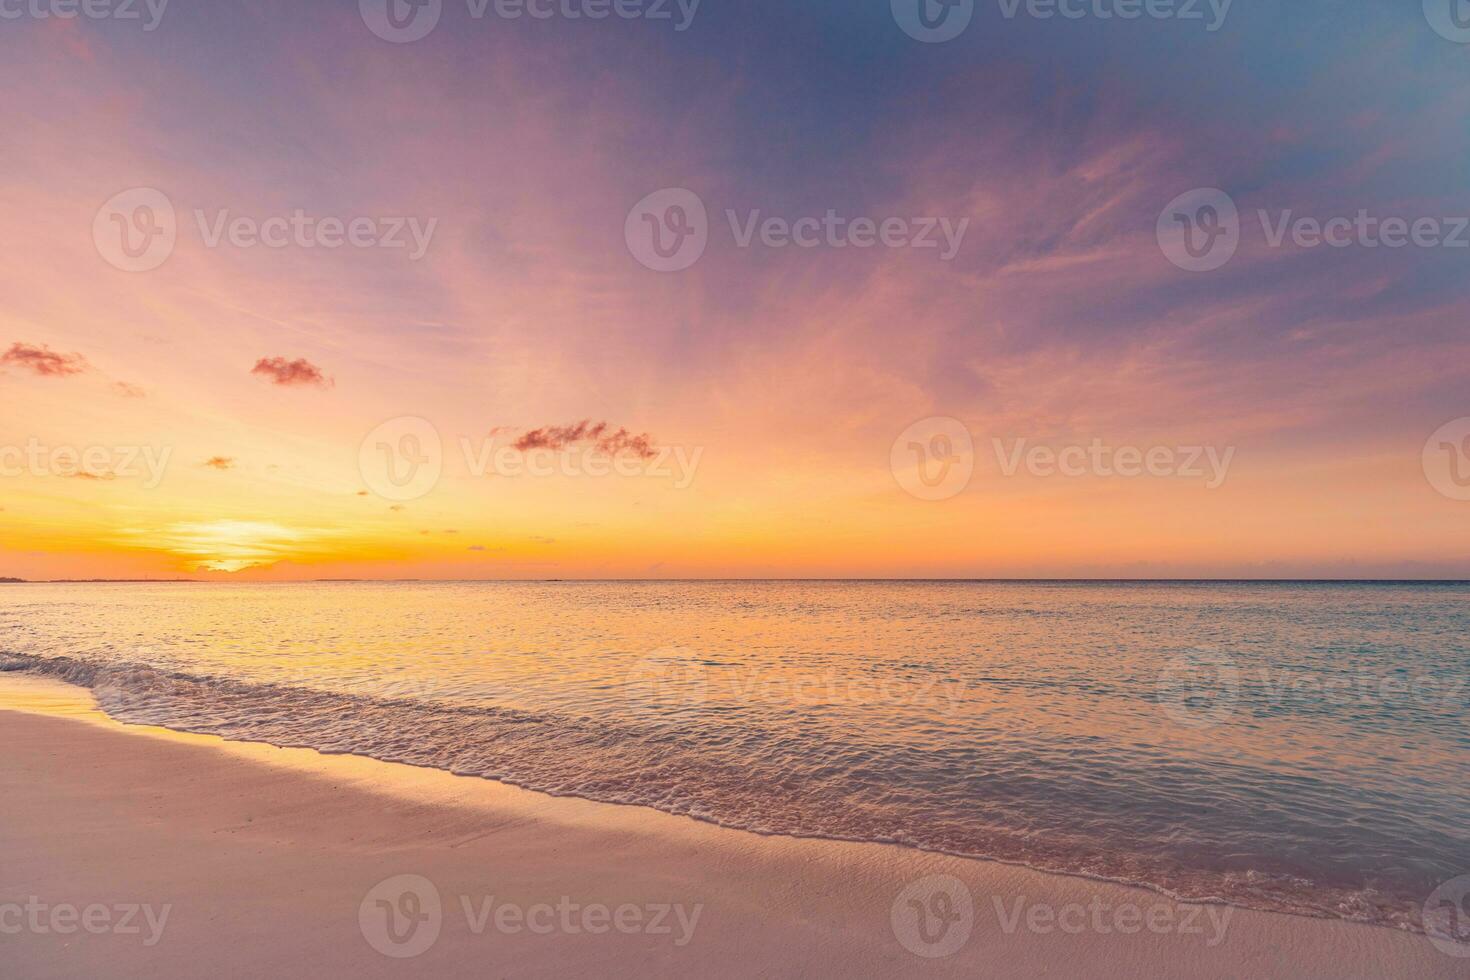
1;0;1468;580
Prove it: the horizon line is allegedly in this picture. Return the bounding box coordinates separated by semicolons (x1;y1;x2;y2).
7;577;1470;585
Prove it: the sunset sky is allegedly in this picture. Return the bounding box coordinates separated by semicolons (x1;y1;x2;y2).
2;1;1468;580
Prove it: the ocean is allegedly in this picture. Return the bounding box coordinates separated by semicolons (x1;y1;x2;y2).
2;580;1466;931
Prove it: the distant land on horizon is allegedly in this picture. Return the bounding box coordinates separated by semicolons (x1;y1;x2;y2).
0;578;198;584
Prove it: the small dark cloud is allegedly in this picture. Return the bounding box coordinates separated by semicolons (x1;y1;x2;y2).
251;356;332;389
203;456;235;470
509;420;657;459
2;342;87;377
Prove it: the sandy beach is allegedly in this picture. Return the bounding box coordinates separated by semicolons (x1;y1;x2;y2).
0;674;1456;979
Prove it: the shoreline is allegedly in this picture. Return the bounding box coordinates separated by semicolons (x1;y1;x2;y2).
0;674;1457;978
0;663;1417;935
0;648;1440;932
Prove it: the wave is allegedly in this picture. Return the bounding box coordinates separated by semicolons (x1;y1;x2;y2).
0;650;1431;933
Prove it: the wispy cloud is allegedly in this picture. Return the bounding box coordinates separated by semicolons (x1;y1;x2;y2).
125;520;323;573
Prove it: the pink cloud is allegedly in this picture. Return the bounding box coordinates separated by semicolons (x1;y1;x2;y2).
251;357;333;389
511;420;657;459
44;17;96;63
2;343;88;377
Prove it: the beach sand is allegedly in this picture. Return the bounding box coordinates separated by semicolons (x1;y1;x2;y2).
0;675;1456;978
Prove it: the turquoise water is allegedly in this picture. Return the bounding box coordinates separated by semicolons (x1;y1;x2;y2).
1;580;1466;930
